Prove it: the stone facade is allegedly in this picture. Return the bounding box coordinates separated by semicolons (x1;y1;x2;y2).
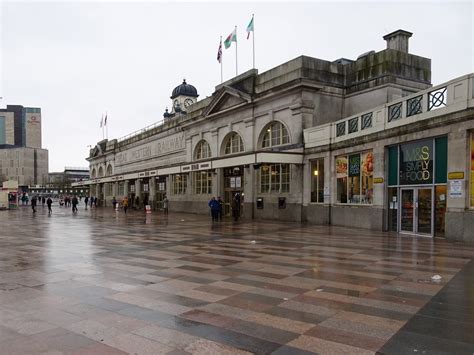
77;30;474;241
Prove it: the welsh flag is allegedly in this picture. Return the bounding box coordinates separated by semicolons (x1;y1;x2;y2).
246;16;254;39
224;28;237;49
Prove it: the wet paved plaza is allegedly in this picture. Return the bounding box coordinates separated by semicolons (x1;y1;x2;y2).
0;204;474;354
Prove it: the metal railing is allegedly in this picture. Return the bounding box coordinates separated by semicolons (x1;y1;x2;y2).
304;73;473;148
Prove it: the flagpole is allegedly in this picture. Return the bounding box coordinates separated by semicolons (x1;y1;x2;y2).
252;14;255;69
220;36;223;83
235;26;238;76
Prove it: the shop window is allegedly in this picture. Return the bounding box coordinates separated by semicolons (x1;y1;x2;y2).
224;133;244;155
311;159;324;203
195;140;211;160
471;132;474;208
260;164;290;193
171;174;188;195
336;151;373;204
262;122;289;148
193;171;212;194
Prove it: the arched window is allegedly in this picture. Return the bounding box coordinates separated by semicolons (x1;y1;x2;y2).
224;132;244;155
98;166;104;177
91;169;96;179
195;140;212;160
106;165;113;176
262;121;290;148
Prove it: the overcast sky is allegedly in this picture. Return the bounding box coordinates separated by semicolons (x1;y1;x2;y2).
1;0;473;172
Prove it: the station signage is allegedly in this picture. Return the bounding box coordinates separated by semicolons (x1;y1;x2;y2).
115;133;185;166
399;139;433;185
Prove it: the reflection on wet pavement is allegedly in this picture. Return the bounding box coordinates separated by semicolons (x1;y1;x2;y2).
0;204;473;354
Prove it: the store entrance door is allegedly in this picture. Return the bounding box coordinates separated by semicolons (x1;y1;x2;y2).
223;166;244;217
399;187;433;236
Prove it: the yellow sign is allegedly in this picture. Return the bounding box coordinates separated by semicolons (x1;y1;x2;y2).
448;172;464;180
373;177;384;184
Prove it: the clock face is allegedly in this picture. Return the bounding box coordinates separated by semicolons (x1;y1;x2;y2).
184;98;193;108
173;99;179;108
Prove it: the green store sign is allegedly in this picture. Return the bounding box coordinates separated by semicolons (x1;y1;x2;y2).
399;139;433;185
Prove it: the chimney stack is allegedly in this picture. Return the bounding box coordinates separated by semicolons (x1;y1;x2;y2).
383;29;413;53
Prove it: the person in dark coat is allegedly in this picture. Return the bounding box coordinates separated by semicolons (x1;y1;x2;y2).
46;196;53;214
72;195;78;213
84;196;89;209
31;196;37;213
232;193;241;222
217;196;224;221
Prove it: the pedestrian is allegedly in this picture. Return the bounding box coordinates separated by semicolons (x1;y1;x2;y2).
94;197;97;207
217;196;223;221
41;196;46;207
90;196;94;208
208;197;220;222
163;195;169;215
72;195;78;213
84;196;89;209
31;196;37;213
112;196;117;210
122;196;128;214
232;193;241;222
46;196;52;214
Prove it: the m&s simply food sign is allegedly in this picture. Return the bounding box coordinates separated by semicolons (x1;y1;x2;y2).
399;139;433;185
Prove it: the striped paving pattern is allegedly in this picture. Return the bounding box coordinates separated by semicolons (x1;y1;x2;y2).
0;205;473;354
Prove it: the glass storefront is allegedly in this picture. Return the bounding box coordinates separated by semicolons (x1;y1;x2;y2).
387;137;447;236
311;159;324;203
336;151;373;204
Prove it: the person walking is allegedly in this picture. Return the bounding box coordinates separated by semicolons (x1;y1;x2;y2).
41;196;46;207
232;193;241;222
217;196;223;221
84;196;89;209
112;196;117;210
163;195;169;215
94;197;98;208
31;196;37;214
208;197;220;222
122;196;129;214
46;196;53;214
71;195;78;213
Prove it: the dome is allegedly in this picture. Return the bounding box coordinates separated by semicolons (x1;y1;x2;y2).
170;79;198;99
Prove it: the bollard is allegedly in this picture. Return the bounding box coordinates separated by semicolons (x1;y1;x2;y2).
145;205;151;214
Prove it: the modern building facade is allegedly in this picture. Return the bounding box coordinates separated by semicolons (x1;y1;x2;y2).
76;30;474;241
0;105;48;187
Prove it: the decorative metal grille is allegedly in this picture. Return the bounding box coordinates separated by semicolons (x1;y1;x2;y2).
388;103;402;122
428;87;447;111
407;95;423;117
336;122;346;137
361;112;373;130
348;117;358;133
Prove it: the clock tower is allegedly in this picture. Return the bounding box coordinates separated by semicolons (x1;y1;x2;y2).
170;79;199;114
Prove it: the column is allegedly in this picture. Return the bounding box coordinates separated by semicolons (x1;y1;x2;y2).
149;177;156;210
112;182;117;199
135;180;141;208
103;182;109;207
123;180;129;197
